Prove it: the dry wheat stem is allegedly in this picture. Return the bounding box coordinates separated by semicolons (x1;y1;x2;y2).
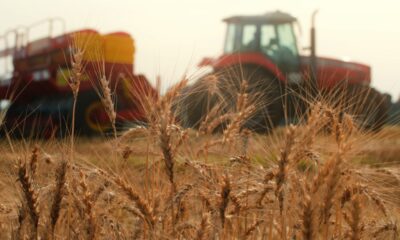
17;160;39;239
68;47;83;162
49;159;68;233
219;174;231;228
99;75;117;138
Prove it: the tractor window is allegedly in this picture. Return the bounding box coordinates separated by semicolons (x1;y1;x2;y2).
224;24;237;53
276;23;298;56
260;23;300;73
260;25;278;59
241;25;258;51
275;23;300;73
0;56;13;84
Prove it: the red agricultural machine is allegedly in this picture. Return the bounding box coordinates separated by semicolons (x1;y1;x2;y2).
0;12;390;137
177;11;389;132
0;19;155;137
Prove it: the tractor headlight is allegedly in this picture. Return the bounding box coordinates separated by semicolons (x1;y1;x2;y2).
0;99;10;110
0;72;12;86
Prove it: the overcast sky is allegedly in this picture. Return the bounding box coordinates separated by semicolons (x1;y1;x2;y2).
1;0;399;99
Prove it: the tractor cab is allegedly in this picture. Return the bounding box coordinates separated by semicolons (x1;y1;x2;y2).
223;11;300;77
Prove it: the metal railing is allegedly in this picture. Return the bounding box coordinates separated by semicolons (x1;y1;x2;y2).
0;18;66;80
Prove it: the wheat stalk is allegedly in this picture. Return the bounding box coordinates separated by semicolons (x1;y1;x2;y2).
17;160;39;239
49;159;68;233
99;75;117;138
67;44;83;161
219;174;231;228
114;177;155;228
349;194;362;240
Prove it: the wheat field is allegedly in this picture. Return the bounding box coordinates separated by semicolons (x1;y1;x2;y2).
0;84;400;239
0;44;399;239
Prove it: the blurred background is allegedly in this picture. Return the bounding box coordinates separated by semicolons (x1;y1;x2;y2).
1;0;399;99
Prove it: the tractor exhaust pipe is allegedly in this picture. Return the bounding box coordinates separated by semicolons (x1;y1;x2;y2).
310;10;319;89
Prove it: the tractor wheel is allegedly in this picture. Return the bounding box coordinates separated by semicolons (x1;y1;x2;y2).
344;85;389;132
221;65;284;133
177;65;284;133
176;74;222;129
75;91;112;136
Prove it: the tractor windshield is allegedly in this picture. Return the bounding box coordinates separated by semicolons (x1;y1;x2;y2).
224;24;236;53
262;23;299;71
224;23;259;53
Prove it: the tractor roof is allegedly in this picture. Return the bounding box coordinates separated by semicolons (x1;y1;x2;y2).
223;10;297;24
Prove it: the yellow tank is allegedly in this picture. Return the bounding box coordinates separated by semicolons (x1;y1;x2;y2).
71;30;103;62
56;30;135;87
71;30;135;65
102;32;135;65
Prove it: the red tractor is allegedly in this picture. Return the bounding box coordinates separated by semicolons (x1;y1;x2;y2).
0;19;156;137
178;11;389;132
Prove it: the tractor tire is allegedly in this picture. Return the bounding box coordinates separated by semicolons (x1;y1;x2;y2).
75;91;112;136
176;74;223;129
177;65;284;133
343;85;389;132
328;83;390;132
226;65;284;133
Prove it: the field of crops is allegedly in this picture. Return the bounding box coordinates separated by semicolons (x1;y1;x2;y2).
0;40;398;240
0;79;400;239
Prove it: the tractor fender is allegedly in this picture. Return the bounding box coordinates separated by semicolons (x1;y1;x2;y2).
210;53;287;84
